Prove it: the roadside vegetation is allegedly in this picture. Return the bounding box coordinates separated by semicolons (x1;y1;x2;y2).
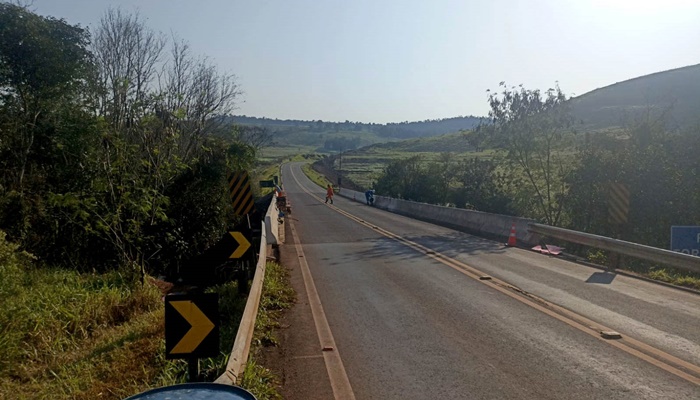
1;3;698;398
302;163;335;190
0;223;293;398
0;230;177;399
313;84;700;290
240;261;295;400
0;3;290;398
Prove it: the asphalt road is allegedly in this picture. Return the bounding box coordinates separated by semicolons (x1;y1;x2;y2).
273;162;700;400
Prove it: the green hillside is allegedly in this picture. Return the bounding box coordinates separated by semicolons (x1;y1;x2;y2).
366;131;474;153
570;63;700;130
232;115;482;150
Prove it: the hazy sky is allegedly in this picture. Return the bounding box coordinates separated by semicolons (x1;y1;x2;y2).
26;0;700;123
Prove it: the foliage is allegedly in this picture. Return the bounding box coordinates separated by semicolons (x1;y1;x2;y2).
647;267;700;290
565;109;700;247
253;261;295;348
0;229;169;398
0;3;94;242
376;156;430;202
453;157;514;214
372;151;516;214
239;261;294;400
233;115;482;140
0;248;291;399
240;361;283;400
483;82;575;225
303;163;333;189
0;5;262;282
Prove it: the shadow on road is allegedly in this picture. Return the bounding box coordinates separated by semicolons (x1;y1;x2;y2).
585;271;616;284
349;231;507;263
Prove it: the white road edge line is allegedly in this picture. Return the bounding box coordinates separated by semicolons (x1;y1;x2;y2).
288;209;356;400
287;163;700;386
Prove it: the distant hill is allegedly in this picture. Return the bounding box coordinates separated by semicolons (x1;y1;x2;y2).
231;115;482;139
234;63;700;152
366;131;473;153
570;63;700;130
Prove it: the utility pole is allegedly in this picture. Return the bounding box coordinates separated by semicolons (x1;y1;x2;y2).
338;149;343;189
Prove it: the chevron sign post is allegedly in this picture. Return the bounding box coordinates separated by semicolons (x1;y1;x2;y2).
165;293;219;359
228;171;254;216
608;182;630;225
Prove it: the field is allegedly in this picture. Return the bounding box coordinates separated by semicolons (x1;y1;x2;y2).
257;145;321;164
329;132;493;189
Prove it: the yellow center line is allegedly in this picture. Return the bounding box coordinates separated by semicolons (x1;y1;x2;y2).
289;164;700;386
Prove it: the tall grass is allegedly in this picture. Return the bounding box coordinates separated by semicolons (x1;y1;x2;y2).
302;163;332;189
239;261;295;400
0;226;296;399
0;230;184;399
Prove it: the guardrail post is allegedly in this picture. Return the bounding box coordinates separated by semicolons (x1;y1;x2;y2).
528;223;700;274
188;358;198;382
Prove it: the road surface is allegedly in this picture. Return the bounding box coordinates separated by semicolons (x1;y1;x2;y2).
268;162;700;400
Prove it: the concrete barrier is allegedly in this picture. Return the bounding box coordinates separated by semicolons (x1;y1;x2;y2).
265;202;279;245
215;197;275;385
339;188;541;246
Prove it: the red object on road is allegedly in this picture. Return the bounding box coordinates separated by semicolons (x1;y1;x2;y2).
507;223;517;247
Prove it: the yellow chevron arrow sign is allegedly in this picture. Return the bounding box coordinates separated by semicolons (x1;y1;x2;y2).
169;300;215;354
229;231;251;258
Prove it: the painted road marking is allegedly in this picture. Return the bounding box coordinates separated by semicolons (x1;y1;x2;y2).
286;194;356;400
289;163;700;387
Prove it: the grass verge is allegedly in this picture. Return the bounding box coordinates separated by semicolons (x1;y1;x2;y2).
0;223;295;399
584;249;700;291
645;267;700;290
301;163;332;189
239;260;295;400
0;230;188;399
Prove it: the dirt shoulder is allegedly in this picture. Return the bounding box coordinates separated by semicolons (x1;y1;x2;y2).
257;220;335;400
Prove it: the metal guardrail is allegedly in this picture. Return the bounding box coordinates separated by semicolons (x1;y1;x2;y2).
529;223;700;274
215;197;278;385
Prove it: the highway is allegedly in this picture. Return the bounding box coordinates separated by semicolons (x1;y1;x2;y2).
275;162;700;399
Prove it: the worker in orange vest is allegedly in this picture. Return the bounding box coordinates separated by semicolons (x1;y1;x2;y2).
325;184;334;204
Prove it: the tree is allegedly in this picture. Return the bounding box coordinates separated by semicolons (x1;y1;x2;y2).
426;152;457;205
563;104;700;249
0;2;92;193
453;157;514;214
484;82;575;225
158;38;242;161
375;156;438;203
45;9;247;279
0;3;94;244
232;125;274;152
92;7;165;131
0;5;252;280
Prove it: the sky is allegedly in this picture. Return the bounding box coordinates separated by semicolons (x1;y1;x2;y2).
25;0;700;123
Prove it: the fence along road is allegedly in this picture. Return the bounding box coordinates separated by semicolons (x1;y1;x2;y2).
215;193;278;385
279;161;700;399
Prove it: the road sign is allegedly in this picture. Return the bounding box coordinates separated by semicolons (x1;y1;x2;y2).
165;293;219;359
259;179;275;188
671;226;700;257
229;231;251;259
228;171;254;216
607;182;629;225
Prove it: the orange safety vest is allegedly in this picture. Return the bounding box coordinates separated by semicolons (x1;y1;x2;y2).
326;186;334;197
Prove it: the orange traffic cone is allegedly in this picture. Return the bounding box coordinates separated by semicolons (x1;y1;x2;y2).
507;223;517;247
